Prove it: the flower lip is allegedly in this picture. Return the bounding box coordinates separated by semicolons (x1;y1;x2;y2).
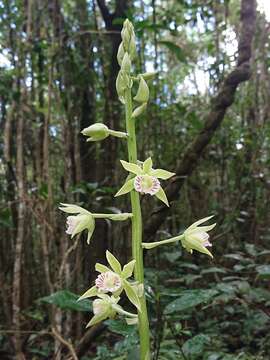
134;175;160;195
92;298;109;315
95;271;122;293
66;216;78;235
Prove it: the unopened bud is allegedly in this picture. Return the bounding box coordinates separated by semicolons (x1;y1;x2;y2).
121;52;131;73
117;42;125;66
141;71;157;81
133;76;149;103
81;123;109;142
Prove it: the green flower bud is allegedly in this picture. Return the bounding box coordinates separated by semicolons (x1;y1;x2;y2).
117;42;125;66
81;123;109;142
121;52;131;73
133;76;149;103
140;71;157;81
121;20;136;60
131;103;147;118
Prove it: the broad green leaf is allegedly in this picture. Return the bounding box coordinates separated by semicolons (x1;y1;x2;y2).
164;289;218;314
120;160;142;175
38;290;91;312
256;265;270;278
155;187;169;207
150;168;175;180
106;250;122;274
182;334;210;357
115;178;135;197
123;280;141;312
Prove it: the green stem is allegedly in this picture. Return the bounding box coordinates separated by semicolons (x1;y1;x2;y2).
125;88;150;360
108;129;128;138
142;234;184;249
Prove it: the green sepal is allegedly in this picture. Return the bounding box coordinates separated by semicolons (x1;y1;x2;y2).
121;260;136;279
106;250;122;274
95;263;111;273
120;160;142;175
182;236;213;258
59;203;90;215
78;285;98;301
150;168;175;180
86;217;95;244
142;157;153;173
155;187;169;207
115;178;134;197
86;310;110;328
123;280;141;312
188;215;215;229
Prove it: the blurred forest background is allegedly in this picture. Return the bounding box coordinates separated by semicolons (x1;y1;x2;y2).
0;0;270;359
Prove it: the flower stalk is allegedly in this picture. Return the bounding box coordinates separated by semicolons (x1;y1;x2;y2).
124;86;151;359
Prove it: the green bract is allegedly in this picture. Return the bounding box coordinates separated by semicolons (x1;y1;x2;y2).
115;157;175;207
59;203;132;244
78;250;141;312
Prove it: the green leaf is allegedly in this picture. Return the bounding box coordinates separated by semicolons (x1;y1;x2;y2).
256;265;270;278
159;41;187;62
155;187;169;207
120;160;142;175
106;250;122;274
182;334;210;357
150;168;175;179
123;280;141;312
38;290;91;312
164;289;218;314
115;178;135;197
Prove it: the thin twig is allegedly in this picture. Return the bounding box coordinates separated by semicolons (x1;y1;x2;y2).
51;327;78;360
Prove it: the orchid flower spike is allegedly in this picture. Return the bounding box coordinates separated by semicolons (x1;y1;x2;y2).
59;203;132;244
78;250;141;312
87;294;137;328
182;215;216;258
115;157;175;206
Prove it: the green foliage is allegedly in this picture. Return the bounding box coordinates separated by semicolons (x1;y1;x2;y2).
38;290;92;312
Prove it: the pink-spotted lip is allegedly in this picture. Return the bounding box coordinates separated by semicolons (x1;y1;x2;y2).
66;216;78;235
134;175;160;195
95;272;122;293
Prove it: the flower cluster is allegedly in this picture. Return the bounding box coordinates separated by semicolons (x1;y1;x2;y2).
79;251;140;326
115;157;175;206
